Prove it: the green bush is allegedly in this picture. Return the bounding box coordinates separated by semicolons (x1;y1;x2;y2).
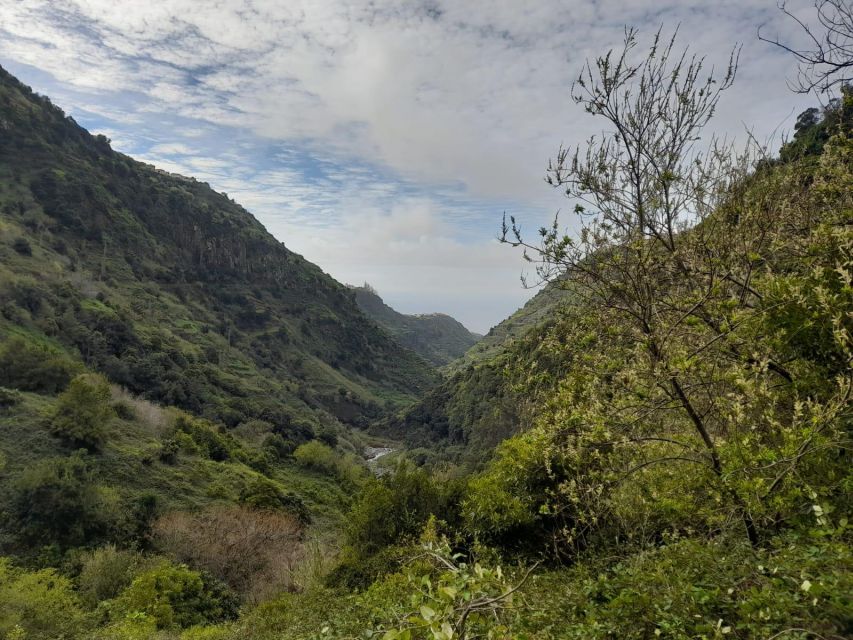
238;476;310;523
513;533;853;640
77;545;149;608
180;626;234;640
326;543;412;592
50;373;114;450
261;433;297;460
119;492;159;545
0;557;88;640
113;562;238;630
293;440;367;486
11;451;118;549
11;237;32;256
373;540;522;640
463;430;548;547
111;399;136;421
173;414;235;461
88;617;158;640
317;426;338;448
0;336;81;394
292;440;337;473
344;481;399;556
329;464;465;588
0;385;22;408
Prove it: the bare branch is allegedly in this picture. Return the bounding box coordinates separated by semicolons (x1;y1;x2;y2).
759;1;853;95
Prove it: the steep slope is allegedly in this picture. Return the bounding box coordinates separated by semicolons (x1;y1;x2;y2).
443;279;565;373
0;65;438;436
350;284;481;367
375;282;573;463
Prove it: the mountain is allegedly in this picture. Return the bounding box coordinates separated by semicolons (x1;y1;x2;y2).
350;284;481;367
374;281;572;463
0;64;447;585
442;279;565;373
0;65;438;437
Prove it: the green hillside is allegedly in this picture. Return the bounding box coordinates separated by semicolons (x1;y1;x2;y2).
0;65;438;439
350;284;480;367
0;16;852;640
367;280;573;464
0;62;440;634
373;308;565;463
443;278;566;373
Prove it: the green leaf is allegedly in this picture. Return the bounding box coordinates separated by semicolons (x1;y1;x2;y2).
440;586;458;599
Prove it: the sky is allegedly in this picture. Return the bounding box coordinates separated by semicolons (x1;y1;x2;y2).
0;0;818;333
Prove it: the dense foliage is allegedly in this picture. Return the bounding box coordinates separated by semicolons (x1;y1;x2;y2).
50;374;114;450
0;14;851;640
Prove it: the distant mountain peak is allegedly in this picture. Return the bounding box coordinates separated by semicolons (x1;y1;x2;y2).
349;284;481;367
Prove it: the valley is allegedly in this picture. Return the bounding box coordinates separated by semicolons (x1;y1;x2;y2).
0;3;851;638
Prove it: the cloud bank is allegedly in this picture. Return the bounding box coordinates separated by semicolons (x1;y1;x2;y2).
0;0;816;332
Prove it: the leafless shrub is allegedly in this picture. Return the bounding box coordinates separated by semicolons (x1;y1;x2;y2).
153;505;304;603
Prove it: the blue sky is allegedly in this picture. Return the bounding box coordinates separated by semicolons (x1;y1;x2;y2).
0;1;816;333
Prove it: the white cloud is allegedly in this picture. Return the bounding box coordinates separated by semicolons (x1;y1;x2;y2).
147;142;198;155
0;1;815;197
265;195;534;333
0;0;822;330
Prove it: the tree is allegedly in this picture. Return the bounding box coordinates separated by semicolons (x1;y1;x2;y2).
50;373;114;450
376;539;537;640
0;337;80;394
778;85;853;160
239;475;310;523
11;452;117;548
0;559;88;640
759;0;853;95
76;545;148;608
501;28;850;547
345;463;461;557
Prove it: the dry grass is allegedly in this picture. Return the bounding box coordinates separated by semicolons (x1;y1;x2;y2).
110;385;169;435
